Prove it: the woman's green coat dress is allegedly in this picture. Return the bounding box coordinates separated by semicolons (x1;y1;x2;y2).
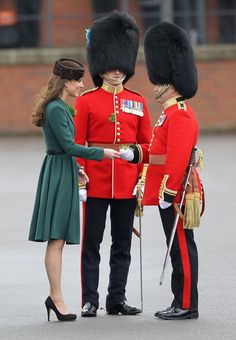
29;98;104;244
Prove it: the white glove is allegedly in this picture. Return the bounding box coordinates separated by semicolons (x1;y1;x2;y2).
79;188;87;202
120;148;134;161
159;199;172;209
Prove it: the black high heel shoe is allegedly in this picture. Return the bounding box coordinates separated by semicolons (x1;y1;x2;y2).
45;296;77;322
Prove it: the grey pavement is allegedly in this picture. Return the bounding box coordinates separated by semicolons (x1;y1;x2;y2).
0;135;236;340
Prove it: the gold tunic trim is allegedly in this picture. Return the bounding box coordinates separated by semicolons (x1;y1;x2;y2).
136;144;143;164
163;96;186;110
159;174;177;200
81;87;98;96
101;82;123;94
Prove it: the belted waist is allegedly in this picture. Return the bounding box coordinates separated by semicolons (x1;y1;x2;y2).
46;149;65;155
149;154;166;165
88;143;129;151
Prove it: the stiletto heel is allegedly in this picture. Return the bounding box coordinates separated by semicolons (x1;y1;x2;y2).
45;296;77;322
46;305;51;321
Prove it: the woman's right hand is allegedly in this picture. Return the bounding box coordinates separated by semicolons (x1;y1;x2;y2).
104;148;121;159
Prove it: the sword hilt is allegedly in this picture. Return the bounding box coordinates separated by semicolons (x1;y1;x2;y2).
189;146;197;167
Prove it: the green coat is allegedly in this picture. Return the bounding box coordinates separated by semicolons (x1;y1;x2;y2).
29;98;104;244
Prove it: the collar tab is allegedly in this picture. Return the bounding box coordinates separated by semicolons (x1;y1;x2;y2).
163;96;185;110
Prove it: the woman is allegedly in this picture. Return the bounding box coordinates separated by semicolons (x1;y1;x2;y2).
28;58;120;322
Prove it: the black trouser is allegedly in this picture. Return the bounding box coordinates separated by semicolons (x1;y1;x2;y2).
159;205;198;310
81;197;136;309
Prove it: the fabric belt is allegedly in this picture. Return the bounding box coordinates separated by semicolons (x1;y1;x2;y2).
88;143;129;151
46;149;65;155
149;154;166;165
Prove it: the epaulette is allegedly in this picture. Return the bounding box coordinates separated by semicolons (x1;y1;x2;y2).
81;87;99;96
124;87;143;97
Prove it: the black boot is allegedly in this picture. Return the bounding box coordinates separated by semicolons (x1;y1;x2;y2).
107;301;141;315
154;306;199;320
81;302;98;317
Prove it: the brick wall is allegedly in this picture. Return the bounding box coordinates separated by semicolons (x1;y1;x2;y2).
0;0;236;134
40;0;93;47
40;0;142;48
1;57;236;134
38;0;221;47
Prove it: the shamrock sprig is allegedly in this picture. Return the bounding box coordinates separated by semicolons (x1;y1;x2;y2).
68;105;77;117
108;113;116;123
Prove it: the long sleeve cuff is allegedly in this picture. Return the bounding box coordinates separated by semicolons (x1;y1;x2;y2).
129;144;143;164
158;175;177;203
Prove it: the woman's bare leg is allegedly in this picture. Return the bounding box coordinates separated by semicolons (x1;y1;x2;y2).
45;239;68;314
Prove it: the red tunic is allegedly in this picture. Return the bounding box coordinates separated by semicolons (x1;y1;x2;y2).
140;99;200;205
74;84;152;199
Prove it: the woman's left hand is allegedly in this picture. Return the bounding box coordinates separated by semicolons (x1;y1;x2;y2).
78;169;89;185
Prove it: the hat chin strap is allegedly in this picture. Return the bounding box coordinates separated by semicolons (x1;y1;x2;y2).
155;84;171;100
102;73;126;86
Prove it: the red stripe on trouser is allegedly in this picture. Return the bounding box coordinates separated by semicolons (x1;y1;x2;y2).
80;202;86;308
176;219;191;309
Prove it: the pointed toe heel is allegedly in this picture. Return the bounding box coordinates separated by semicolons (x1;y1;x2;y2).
45;296;77;322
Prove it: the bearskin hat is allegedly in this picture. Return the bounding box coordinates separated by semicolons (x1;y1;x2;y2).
144;22;198;99
86;10;139;87
53;58;85;81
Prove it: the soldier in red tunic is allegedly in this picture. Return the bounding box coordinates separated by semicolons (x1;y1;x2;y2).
121;22;203;320
74;11;152;317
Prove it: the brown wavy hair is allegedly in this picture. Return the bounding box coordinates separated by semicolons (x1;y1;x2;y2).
32;75;66;127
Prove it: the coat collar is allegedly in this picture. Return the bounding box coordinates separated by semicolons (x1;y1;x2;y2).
101;82;123;94
57;98;74;126
163;96;185;110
